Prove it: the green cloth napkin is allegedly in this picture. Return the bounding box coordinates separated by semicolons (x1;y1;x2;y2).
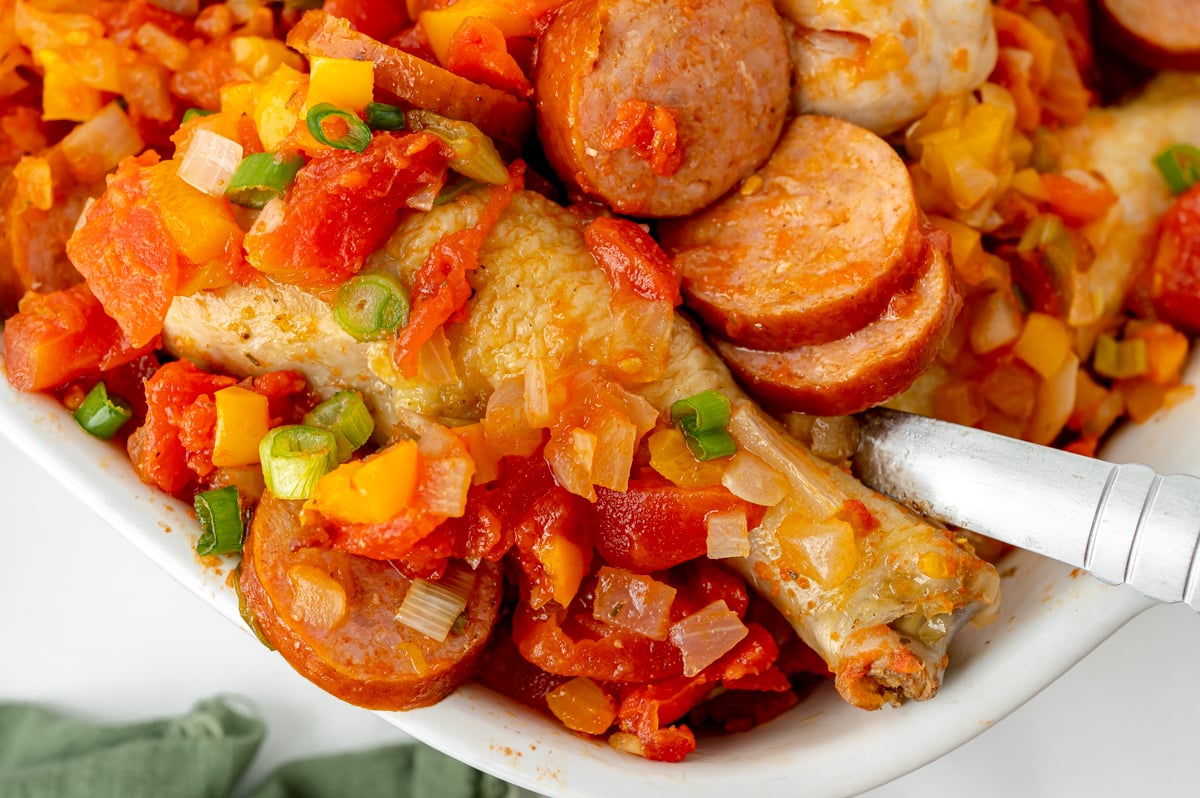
0;698;541;798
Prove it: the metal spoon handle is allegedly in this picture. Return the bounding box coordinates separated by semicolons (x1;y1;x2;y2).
853;408;1200;610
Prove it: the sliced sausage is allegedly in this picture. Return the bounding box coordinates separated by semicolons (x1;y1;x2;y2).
533;0;791;218
1098;0;1200;70
239;492;503;710
287;10;532;155
716;242;961;417
661;115;926;350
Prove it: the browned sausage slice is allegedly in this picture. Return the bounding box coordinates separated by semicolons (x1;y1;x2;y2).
1099;0;1200;70
240;492;503;710
660;115;926;349
533;0;790;218
716;242;960;417
287;10;532;155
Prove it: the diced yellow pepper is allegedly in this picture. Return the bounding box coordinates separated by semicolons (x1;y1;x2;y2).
1013;312;1072;379
253;63;306;151
534;533;588;608
212;386;271;467
230;36;304;81
648;427;725;489
306;56;374;112
219;80;258;121
147;160;245;268
419;0;540;65
310;441;419;525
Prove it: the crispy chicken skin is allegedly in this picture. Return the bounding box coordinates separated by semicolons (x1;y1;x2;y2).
775;0;998;135
163;189;999;708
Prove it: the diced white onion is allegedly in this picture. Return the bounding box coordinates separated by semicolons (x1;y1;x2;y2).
177;128;244;196
416;423;459;458
668;600;748;677
482;377;543;458
422;454;474;516
592;566;676;640
406;182;440;212
416;327;459;385
705;508;750;560
73;197;95;235
729;402;841;520
59;102;144;183
522;358;552;427
588;409;636;492
393;563;476;642
721;450;788;506
252;198;286;236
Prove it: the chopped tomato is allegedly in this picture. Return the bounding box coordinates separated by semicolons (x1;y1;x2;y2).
392;160;524;376
1149;183;1200;334
2;283;152;392
593;476;764;572
511;487;593;609
584;216;681;305
444;17;533;98
600;99;684;177
246;132;449;290
129;360;237;495
323;0;409;41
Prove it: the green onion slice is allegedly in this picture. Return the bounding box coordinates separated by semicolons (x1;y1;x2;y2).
683;429;737;461
306;103;372;153
334;272;410;342
182;107;215;124
226;152;304;209
74;382;133;440
194;486;245;556
406;109;508;185
1154;144;1200;195
258;425;339;500
433;177;481;207
1093;333;1149;380
365;101;405;132
670;390;736;461
303;391;375;461
671;390;732;435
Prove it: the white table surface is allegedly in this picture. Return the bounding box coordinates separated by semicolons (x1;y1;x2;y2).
3;434;1199;798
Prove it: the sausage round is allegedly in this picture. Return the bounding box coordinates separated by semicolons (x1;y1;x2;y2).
661;114;925;349
533;0;791;218
239;492;503;710
716;242;961;417
1098;0;1200;70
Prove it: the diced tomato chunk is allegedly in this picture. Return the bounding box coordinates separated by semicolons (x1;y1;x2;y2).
584;216;681;305
593;476;764;572
444;17;533;98
2;283;151;392
245;132;449;290
323;0;409;41
1150;183;1200;334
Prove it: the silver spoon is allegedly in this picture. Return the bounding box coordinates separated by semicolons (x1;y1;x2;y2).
852;407;1200;610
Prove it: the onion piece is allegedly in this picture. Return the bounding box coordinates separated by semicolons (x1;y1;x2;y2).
721;449;788;506
482;377;543;457
287;563;347;630
393;563;475;642
422;454;474;517
668;600;748;677
59;102;144;183
522;358;553;427
415;327;458;385
593;566;677;640
705;508;750;560
177;129;244;197
588;408;637;492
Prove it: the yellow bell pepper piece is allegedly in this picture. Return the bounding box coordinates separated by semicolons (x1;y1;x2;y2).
534;533;588;608
310;441;419;525
253;63;306;152
306;56;374;113
419;0;557;65
212;386;271;467
148;160;245;269
230;36;304;82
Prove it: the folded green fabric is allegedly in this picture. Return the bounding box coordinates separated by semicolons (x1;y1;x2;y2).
0;698;542;798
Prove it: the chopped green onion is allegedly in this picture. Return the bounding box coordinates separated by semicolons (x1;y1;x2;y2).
1154;144;1200;195
74;382;133;440
259;425;339;500
303;391;375;461
182;107;215;124
306;103;372;152
365;101;405;132
406;109;508;185
682;429;737;461
194;486;245;556
671;389;732;435
225;152;304;209
671;390;736;461
1093;333;1149;379
334;272;410;341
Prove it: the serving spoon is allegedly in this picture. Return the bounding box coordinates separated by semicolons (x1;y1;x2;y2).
852;407;1200;610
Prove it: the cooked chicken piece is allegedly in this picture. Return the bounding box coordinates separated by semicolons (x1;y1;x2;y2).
163;188;1000;709
775;0;997;135
1058;73;1200;326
